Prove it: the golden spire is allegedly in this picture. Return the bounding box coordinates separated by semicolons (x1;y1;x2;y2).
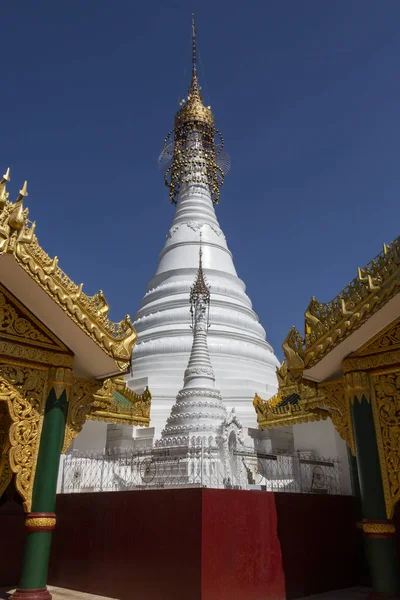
160;14;228;205
175;14;214;129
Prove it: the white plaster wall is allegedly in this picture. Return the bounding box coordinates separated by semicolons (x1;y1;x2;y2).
293;419;351;494
71;420;107;452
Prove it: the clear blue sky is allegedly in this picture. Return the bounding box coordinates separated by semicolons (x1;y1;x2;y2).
3;1;400;360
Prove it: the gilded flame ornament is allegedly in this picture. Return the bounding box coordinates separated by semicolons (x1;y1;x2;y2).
159;14;230;205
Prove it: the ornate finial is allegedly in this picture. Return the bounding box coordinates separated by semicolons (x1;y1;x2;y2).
159;15;230;205
1;168;10;185
17;181;28;202
0;168;11;206
190;233;211;311
192;13;197;79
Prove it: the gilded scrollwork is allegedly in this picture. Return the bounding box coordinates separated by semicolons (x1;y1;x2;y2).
0;363;47;511
62;378;100;454
46;367;73;401
254;392;329;429
354;317;400;356
0;289;53;346
343;349;400;374
370;371;400;519
0;402;12;497
254;362;330;430
320;381;355;455
280;237;400;375
344;371;370;404
0;175;137;373
254;363;355;455
62;377;152;454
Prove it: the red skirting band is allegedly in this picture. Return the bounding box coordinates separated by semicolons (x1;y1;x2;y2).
11;587;52;600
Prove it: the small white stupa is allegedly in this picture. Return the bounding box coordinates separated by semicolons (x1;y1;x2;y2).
155;240;245;487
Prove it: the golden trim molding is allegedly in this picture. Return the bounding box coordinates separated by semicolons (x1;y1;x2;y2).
62;377;152;454
0;175;137;372
344;371;370;404
0;364;48;512
280;238;400;374
370;370;400;519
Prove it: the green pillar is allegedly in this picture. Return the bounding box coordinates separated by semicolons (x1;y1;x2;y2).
12;384;68;600
350;391;400;597
347;446;370;586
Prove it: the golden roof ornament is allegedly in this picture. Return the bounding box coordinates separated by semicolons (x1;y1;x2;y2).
159;14;230;205
8;181;28;232
0;169;138;371
0;168;11;206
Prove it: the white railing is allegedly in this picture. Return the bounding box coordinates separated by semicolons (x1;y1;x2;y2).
60;443;342;495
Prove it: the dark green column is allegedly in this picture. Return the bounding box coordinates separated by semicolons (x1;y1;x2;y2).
13;385;68;600
350;391;400;597
347;446;370;586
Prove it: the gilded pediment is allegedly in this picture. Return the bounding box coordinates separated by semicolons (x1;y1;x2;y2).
352;316;400;357
0;284;70;354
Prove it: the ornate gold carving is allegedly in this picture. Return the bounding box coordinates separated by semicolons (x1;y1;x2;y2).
47;367;73;401
370;371;400;519
62;378;99;453
282;328;305;379
343;349;400;374
344;371;370;404
63;377;152;453
0;402;12;497
254;392;329;429
354;316;400;356
319;381;355;455
0;363;47;511
254;362;330;430
362;522;395;534
0;284;71;354
25;516;56;528
0;289;53;346
0;175;137;372
90;377;151;425
0;340;73;368
161;16;225;206
280;237;400;373
254;364;355;455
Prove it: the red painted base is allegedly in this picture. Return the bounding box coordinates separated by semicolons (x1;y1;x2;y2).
49;489;285;600
11;588;52;600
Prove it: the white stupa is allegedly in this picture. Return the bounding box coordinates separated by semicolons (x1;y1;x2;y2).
124;16;279;442
156;243;245;487
157;239;240;447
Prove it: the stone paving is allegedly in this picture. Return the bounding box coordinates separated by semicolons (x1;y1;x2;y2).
1;585;371;599
299;587;371;599
0;589;118;600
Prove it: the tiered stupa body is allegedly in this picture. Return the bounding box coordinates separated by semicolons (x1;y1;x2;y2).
126;17;279;440
158;242;228;446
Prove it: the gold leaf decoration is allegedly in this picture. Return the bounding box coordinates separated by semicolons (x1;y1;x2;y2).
371;371;400;519
0;364;47;511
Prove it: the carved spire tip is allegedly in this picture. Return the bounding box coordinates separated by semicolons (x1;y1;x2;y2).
2;168;10;183
19;180;28;198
